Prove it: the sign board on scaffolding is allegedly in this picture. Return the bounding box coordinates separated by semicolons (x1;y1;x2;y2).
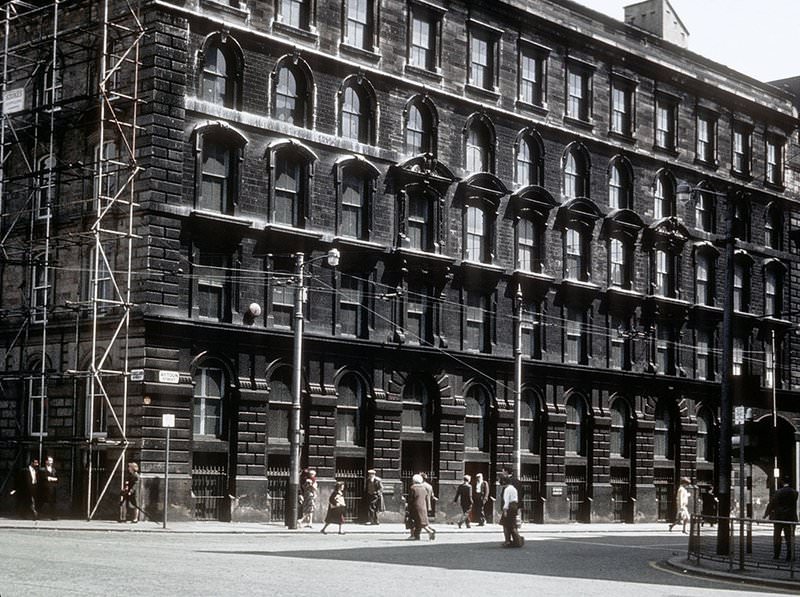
158;370;180;384
2;88;25;114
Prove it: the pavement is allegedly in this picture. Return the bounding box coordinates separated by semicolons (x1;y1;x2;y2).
2;517;798;591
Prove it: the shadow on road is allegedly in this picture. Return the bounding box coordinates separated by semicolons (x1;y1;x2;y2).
198;535;764;593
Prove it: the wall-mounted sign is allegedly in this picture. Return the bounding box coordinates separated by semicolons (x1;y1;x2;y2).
551;487;563;497
158;370;180;384
2;88;25;114
130;369;144;382
162;414;175;428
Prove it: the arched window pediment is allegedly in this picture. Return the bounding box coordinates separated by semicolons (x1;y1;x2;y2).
692;240;720;258
763;257;787;273
556;197;603;230
268;138;319;163
642;216;690;250
198;32;245;75
600;208;644;240
510;185;557;219
333;155;381;178
193;121;248;149
456;173;509;213
389;154;457;195
733;248;754;265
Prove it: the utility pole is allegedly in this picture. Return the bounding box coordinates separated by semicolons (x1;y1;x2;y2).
288;252;305;530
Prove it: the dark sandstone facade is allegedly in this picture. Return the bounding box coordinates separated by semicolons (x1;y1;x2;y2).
1;0;799;524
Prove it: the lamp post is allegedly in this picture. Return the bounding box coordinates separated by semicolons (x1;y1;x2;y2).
287;248;340;530
676;181;737;555
513;285;523;477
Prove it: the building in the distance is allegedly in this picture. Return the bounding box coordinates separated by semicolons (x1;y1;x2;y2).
1;0;798;524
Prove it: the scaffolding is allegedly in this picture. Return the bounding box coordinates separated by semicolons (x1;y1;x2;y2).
0;0;143;519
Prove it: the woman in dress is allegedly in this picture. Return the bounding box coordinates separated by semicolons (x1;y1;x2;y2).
320;481;346;535
299;478;318;528
407;474;435;540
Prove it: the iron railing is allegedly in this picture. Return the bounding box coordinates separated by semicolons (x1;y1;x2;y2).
191;465;227;520
267;467;289;523
688;515;797;579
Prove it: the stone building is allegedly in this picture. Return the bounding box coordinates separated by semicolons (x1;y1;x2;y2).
1;0;798;524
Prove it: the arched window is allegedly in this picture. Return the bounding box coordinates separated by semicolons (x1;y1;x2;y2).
610;399;630;457
402;377;431;432
563;146;589;199
465;117;493;173
765;204;783;251
654;399;674;459
733;200;750;242
695;184;716;233
520;389;540;453
337;372;365;445
515;132;542;188
696;409;714;463
201;42;239;108
35;60;62;109
565;394;587;456
268;367;292;442
464;385;490;451
608;158;632;210
765;261;785;317
340;78;374;144
194;365;225;438
732;255;751;313
194;123;246;215
653;172;675;219
272;59;312;127
405;100;435;155
270;142;316;228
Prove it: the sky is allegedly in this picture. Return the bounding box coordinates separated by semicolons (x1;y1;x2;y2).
576;1;799;83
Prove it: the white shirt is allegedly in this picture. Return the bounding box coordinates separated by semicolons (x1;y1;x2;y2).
502;484;518;510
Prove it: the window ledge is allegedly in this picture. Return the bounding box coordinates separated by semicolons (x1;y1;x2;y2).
690;303;723;315
607;130;635;144
263;223;323;240
339;42;381;63
730;168;752;182
646;294;691;307
764;180;785;192
693;157;719;170
332;236;387;252
393;246;455;265
190;210;253;229
459;259;505;274
271;20;319;44
652;145;679;158
512;269;554;283
464;83;500;102
199;0;249;21
606;286;644;300
563;115;594;131
561;278;600;291
403;63;443;83
515;100;548;116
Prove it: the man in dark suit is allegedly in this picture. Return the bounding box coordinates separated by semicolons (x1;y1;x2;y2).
13;457;39;520
764;476;799;561
38;456;59;519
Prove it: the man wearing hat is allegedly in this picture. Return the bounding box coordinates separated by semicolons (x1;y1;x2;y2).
764;476;798;561
669;477;692;534
364;469;384;525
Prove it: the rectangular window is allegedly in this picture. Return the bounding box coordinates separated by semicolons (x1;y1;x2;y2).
695;193;713;233
565;228;584;281
469;29;494;90
766;270;779;316
609;316;625;370
765;340;775;389
609;238;625;287
696;112;716;164
565;307;585;364
36;156;55;220
28;377;48;436
274;158;300;226
566;66;590;121
345;0;371;50
280;0;308;29
271;274;293;328
194;367;223;438
31;259;50;323
197;252;228;321
766;136;783;186
340;175;365;239
655;250;669;296
732;337;744;376
610;80;633;137
465;291;488;352
406;286;429;345
656;326;670;375
268;406;290;442
465;206;485;262
340;274;364;337
409;7;437;71
517;219;536;272
733;264;744;312
696;330;709;380
519;44;546;106
520;303;540;359
407;195;428;251
696;255;710;305
655;96;676;151
732;124;750;175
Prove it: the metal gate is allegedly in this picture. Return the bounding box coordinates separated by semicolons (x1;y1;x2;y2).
520;469;540;523
611;468;630;522
267;467;289;523
191;465;228;520
336;467;364;522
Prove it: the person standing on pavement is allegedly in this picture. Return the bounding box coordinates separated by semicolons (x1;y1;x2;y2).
12;457;39;520
499;472;522;547
37;456;59;520
472;472;489;526
364;469;384;525
299;478;318;528
120;462;140;523
669;477;691;534
321;481;346;535
454;474;473;529
764;476;799;561
408;474;436;541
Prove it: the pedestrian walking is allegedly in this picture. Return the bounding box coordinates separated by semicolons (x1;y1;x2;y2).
764;476;799;561
454;474;473;529
299;478;318;528
668;477;691;534
364;469;384;525
120;462;140;523
499;471;523;547
407;474;435;540
321;481;346;535
472;472;489;526
11;457;40;520
700;485;717;527
37;456;59;520
420;472;437;515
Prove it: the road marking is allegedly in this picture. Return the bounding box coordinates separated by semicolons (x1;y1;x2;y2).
648;560;798;594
